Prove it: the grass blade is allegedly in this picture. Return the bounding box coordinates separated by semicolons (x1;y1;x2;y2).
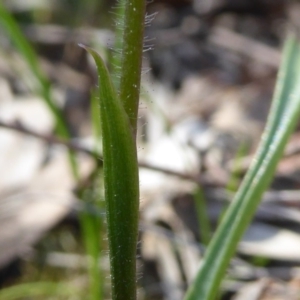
193;188;212;245
0;3;78;178
0;3;65;136
80;207;103;300
184;35;300;300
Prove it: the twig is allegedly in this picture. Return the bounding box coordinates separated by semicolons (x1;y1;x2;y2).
0;119;95;156
0;119;225;187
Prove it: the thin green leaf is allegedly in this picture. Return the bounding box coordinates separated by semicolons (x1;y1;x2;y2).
80;209;103;300
184;35;300;300
0;3;78;178
80;45;139;300
91;88;102;153
193;188;212;245
0;3;63;136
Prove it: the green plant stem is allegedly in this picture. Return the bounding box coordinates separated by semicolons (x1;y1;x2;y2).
194;188;211;245
226;142;247;193
80;208;103;300
111;0;126;90
119;0;146;133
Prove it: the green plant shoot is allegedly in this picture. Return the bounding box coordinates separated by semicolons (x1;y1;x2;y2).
81;45;140;300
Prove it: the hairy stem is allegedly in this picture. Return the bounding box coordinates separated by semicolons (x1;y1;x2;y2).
119;0;146;134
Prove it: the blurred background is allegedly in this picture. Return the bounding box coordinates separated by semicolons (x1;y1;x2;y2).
2;0;300;299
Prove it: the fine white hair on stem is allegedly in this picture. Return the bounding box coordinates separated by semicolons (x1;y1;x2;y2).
145;12;158;27
141;67;152;75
